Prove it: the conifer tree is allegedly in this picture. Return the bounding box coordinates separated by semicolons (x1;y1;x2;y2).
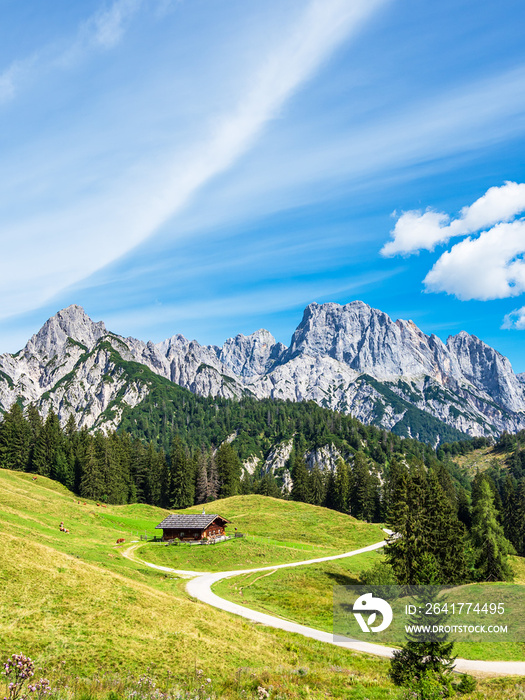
79;437;105;500
32;410;62;477
456;486;472;529
386;467;429;585
515;480;525;556
194;448;208;504
425;469;468;584
390;582;456;689
332;458;350;513
351;451;378;521
323;469;337;510
309;464;325;506
0;403;31;470
170;437;194;508
471;479;515;581
206;450;219;502
216;442;241;498
502;474;520;550
258;472;281;498
290;451;310;503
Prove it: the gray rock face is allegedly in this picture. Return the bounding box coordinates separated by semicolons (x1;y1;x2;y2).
1;301;525;441
219;329;284;377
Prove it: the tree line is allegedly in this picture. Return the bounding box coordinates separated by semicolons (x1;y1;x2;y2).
0;403;242;507
0;401;522;581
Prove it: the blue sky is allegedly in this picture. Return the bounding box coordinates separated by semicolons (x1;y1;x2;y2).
2;0;525;369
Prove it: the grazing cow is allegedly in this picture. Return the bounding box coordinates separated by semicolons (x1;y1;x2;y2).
116;538;125;544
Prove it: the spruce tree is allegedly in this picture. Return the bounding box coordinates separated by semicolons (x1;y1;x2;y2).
309;464;325;506
0;403;31;470
333;458;350;513
471;479;515;581
258;472;281;498
170;437;194;508
194;448;208;504
385;467;429;585
206;450;219;502
79;437;105;500
390;583;456;689
216;443;241;498
351;451;378;521
32;410;62;478
425;469;468;584
290;451;310;503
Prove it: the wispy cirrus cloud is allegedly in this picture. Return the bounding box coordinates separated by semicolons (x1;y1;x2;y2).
0;0;390;322
0;0;145;103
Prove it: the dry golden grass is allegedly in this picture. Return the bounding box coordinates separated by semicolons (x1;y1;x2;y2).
453;446;508;474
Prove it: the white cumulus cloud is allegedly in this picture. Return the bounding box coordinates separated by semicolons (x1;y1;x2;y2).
423;220;525;300
502;307;525;330
381;181;525;257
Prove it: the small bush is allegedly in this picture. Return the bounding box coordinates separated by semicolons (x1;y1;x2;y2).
402;670;454;700
454;674;476;695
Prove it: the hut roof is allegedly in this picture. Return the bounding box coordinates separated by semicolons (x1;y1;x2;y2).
155;513;231;530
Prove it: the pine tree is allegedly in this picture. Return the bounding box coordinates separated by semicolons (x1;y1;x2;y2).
390;584;456;688
425;470;468;584
309;464;325;506
323;469;337;510
385;467;429;585
290;451;310;503
206;450;219;502
350;451;378;521
471;479;515;581
194;448;208;504
0;403;31;470
332;458;350;513
32;410;62;478
258;472;281;498
501;473;521;553
79;437;105;500
515;480;525;556
216;443;241;498
170;437;194;508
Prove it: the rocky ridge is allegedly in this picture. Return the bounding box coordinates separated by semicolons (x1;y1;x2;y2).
1;301;524;441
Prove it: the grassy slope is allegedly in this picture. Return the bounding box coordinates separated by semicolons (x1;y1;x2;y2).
0;470;522;698
214;549;383;629
453;446;508;474
215;552;525;663
140;495;385;572
0;469;399;699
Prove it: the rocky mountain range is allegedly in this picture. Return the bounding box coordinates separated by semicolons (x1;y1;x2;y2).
1;301;524;444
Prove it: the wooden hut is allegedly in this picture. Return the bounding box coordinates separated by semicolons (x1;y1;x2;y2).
155;513;231;541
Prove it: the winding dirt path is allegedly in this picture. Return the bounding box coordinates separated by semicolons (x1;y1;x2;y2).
122;539;525;677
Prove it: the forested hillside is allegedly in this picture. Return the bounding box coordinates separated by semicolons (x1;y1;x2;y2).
1;396;523;577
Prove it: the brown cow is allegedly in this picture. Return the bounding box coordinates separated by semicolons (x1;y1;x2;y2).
116;538;125;544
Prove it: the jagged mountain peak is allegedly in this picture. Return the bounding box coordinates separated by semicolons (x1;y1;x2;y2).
24;305;106;359
220;328;284;377
2;299;525;442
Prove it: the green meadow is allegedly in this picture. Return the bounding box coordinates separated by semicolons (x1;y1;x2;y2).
214;552;525;663
0;468;523;699
139;495;385;572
